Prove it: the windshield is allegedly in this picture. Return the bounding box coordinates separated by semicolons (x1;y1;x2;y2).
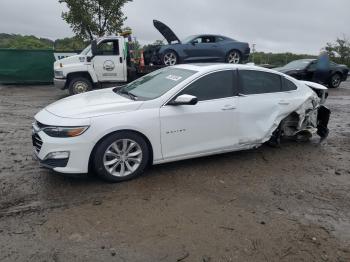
80;44;91;55
116;67;197;100
182;35;196;44
282;59;313;70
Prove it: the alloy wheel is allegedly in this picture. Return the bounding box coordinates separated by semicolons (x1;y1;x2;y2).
163;52;177;66
103;139;143;177
332;75;341;87
227;51;241;64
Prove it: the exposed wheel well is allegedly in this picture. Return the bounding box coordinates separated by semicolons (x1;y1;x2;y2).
66;72;94;89
88;129;154;174
332;71;343;78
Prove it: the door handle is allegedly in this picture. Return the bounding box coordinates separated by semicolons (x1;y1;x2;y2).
279;100;290;105
222;105;236;111
120;57;123;63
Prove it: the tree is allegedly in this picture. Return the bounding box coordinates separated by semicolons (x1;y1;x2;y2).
54;36;87;51
59;0;132;40
325;36;350;64
0;33;53;49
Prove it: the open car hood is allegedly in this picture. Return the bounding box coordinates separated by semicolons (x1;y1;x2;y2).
153;20;181;44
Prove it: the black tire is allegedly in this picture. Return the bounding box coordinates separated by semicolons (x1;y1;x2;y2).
93;131;150;183
162;50;178;66
328;73;342;88
226;50;242;64
68;77;93;95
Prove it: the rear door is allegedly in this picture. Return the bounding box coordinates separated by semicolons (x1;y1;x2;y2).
93;39;126;82
235;69;291;146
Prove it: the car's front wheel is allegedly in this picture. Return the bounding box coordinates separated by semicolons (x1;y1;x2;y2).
329;73;342;88
93;131;150;182
163;50;178;66
226;50;242;64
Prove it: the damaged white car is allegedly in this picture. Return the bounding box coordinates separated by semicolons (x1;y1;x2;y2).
32;64;330;182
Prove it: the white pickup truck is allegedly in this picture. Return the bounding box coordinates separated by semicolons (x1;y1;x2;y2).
54;36;160;95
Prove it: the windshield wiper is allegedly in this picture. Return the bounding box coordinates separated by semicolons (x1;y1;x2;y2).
117;89;138;101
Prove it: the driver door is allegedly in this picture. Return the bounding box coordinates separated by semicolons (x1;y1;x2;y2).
185;36;220;62
160;70;239;160
93;39;126;82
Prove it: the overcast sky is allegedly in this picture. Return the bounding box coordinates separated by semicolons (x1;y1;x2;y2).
0;0;349;54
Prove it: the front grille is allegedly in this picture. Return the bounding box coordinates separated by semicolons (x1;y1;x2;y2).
32;133;43;153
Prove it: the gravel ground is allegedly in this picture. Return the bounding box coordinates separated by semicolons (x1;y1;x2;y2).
0;81;349;262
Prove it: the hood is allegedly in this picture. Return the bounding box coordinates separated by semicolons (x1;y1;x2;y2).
45;88;143;119
54;54;84;68
273;67;283;71
274;67;291;73
274;67;301;75
153;20;181;44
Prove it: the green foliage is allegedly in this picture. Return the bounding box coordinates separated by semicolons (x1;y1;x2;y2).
0;33;53;50
59;0;132;40
0;34;88;51
249;52;316;67
324;36;350;66
128;39;141;51
142;40;165;50
54;36;87;51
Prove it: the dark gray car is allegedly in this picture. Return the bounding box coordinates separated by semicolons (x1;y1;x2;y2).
145;20;250;66
274;59;349;88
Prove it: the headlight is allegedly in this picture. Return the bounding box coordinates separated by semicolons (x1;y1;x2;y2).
54;70;64;78
42;126;89;138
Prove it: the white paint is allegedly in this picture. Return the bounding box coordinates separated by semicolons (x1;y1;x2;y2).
53;36;127;84
34;63;326;174
54;53;77;61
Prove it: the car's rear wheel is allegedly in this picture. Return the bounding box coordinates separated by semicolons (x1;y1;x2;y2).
68;77;93;95
163;50;178;66
93;131;150;182
226;50;242;64
328;73;342;88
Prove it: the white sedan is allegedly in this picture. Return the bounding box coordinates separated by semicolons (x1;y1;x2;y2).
33;64;330;182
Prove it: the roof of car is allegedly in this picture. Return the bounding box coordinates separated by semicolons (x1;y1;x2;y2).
173;63;283;75
187;34;233;40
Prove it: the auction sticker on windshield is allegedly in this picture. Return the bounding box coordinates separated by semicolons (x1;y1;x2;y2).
166;75;183;81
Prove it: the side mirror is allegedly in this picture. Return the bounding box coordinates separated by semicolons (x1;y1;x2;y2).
91;39;98;56
191;40;198;45
169;94;198;106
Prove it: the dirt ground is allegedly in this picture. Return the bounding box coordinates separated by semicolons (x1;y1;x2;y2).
0;80;349;262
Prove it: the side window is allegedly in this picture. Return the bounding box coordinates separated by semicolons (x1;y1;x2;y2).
178;70;235;101
239;70;282;95
193;37;203;44
201;36;216;43
98;40;119;55
308;61;317;71
282;78;298;91
216;37;225;42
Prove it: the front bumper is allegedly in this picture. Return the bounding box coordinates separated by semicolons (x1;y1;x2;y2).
32;130;94;174
54;78;67;90
32;148;69;170
32;110;94;174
